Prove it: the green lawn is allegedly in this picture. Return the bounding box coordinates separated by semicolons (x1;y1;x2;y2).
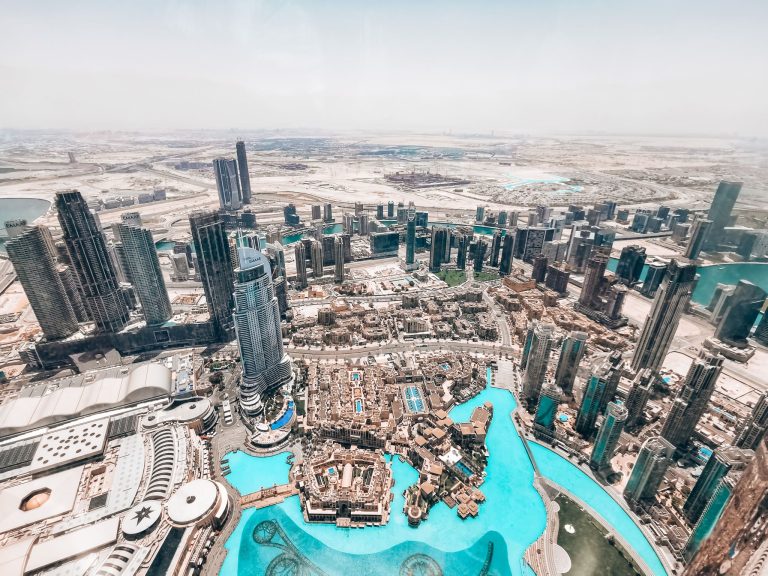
474;270;500;282
436;269;467;287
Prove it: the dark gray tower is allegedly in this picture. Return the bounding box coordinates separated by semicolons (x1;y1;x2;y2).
405;203;416;269
499;233;515;276
703;181;741;250
616;245;647;286
5;220;79;340
189;211;235;340
114;212;172;326
55;190;129;333
625;369;655;429
624;436;674;507
735;393;768;450
213;158;242;211
235;140;252;204
714;280;766;347
294;241;308;289
553;331;587;396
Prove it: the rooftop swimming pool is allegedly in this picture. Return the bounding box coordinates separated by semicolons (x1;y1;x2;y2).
270;401;295;430
222;374;667;576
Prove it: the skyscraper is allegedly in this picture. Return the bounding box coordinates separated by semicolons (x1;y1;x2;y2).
56;190;129;333
114;212;172;326
476;205;485;223
531;254;548;283
661;351;723;451
683;446;752;525
553;331;587;396
735;392;768;450
682;472;741;564
533;382;561;442
213;158;242;211
456;233;468;270
623;436;674;507
294;242;308;289
473;238;487;273
233;248;292;417
578;252;608;308
189;211;235;341
489;231;502;267
405;203;416;270
498;210;508;228
703;181;742;251
311;204;322;220
625;369;655;429
521;322;555;405
323;203;334;223
631;259;697;373
616;245;647;286
499;233;514;276
310;240;323;278
235;140;252;204
334;237;345;283
685;218;712;260
638;260;668;298
5;220;79;340
575;354;623;436
387;200;395;219
713;280;766;347
590;400;628;472
429;226;449;273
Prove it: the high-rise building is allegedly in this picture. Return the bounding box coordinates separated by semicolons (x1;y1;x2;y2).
623;436;674;506
683;446;753;525
429;226;449;273
498;211;508;228
489;231;502;267
639;260;668;298
334;237;345;283
625;369;655;429
682;472;741;564
531;254;548;283
213;158;242;211
575;353;624;436
685;218;712;259
5;221;80;340
578;253;608;308
284;204;300;226
456;234;468;270
533;382;561;442
714;280;766;347
405;203;416;270
235;140;252;204
735;392;768;450
375;203;384;220
311;204;322;220
294;242;308;289
521;322;555;405
359;212;370;235
681;437;768;575
473;238;487;273
387;200;395;219
499;234;515;276
661;350;723;451
476;205;485;223
616;245;647;286
590;401;628;472
553;331;587;396
515;227;555;263
233;248;292;417
703;181;742;251
58;264;89;322
114;213;172;326
323;203;334;222
56;190;129;333
189;211;235;341
545;264;570;294
310;240;323;278
631;259;697;372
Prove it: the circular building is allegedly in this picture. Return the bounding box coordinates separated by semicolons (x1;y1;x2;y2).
165;479;230;530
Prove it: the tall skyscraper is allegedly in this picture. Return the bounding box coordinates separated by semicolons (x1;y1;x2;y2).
489;231;502;267
631;259;697;373
685;218;712;259
294;242;308;289
553;331;587;396
683;446;752;525
623;436;674;507
387;200;395;219
578;252;608;308
311;204;322;220
429;226;449;273
323;203;334;222
334;237;345;283
455;233;468;271
189;211;235;341
499;234;514;276
5;220;79;340
625;369;655;429
703;181;742;251
114;213;172;326
55;190;129;333
405;203;416;270
682;472;741;564
310;240;323;278
58;263;89;322
714;280;766;347
235;140;252;204
476;205;485;223
521;322;555;405
661;350;723;451
735;392;768;450
213;158;242;211
233;248;292;417
473;238;487;273
638;260;668;298
498;210;508;228
533;382;561;442
531;254;548;283
616;245;647;286
590;400;628;472
575;354;623;436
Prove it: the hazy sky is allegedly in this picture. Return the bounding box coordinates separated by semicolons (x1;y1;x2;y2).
1;0;767;136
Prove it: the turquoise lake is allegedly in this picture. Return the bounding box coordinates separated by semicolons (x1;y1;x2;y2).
0;198;51;252
221;375;666;576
